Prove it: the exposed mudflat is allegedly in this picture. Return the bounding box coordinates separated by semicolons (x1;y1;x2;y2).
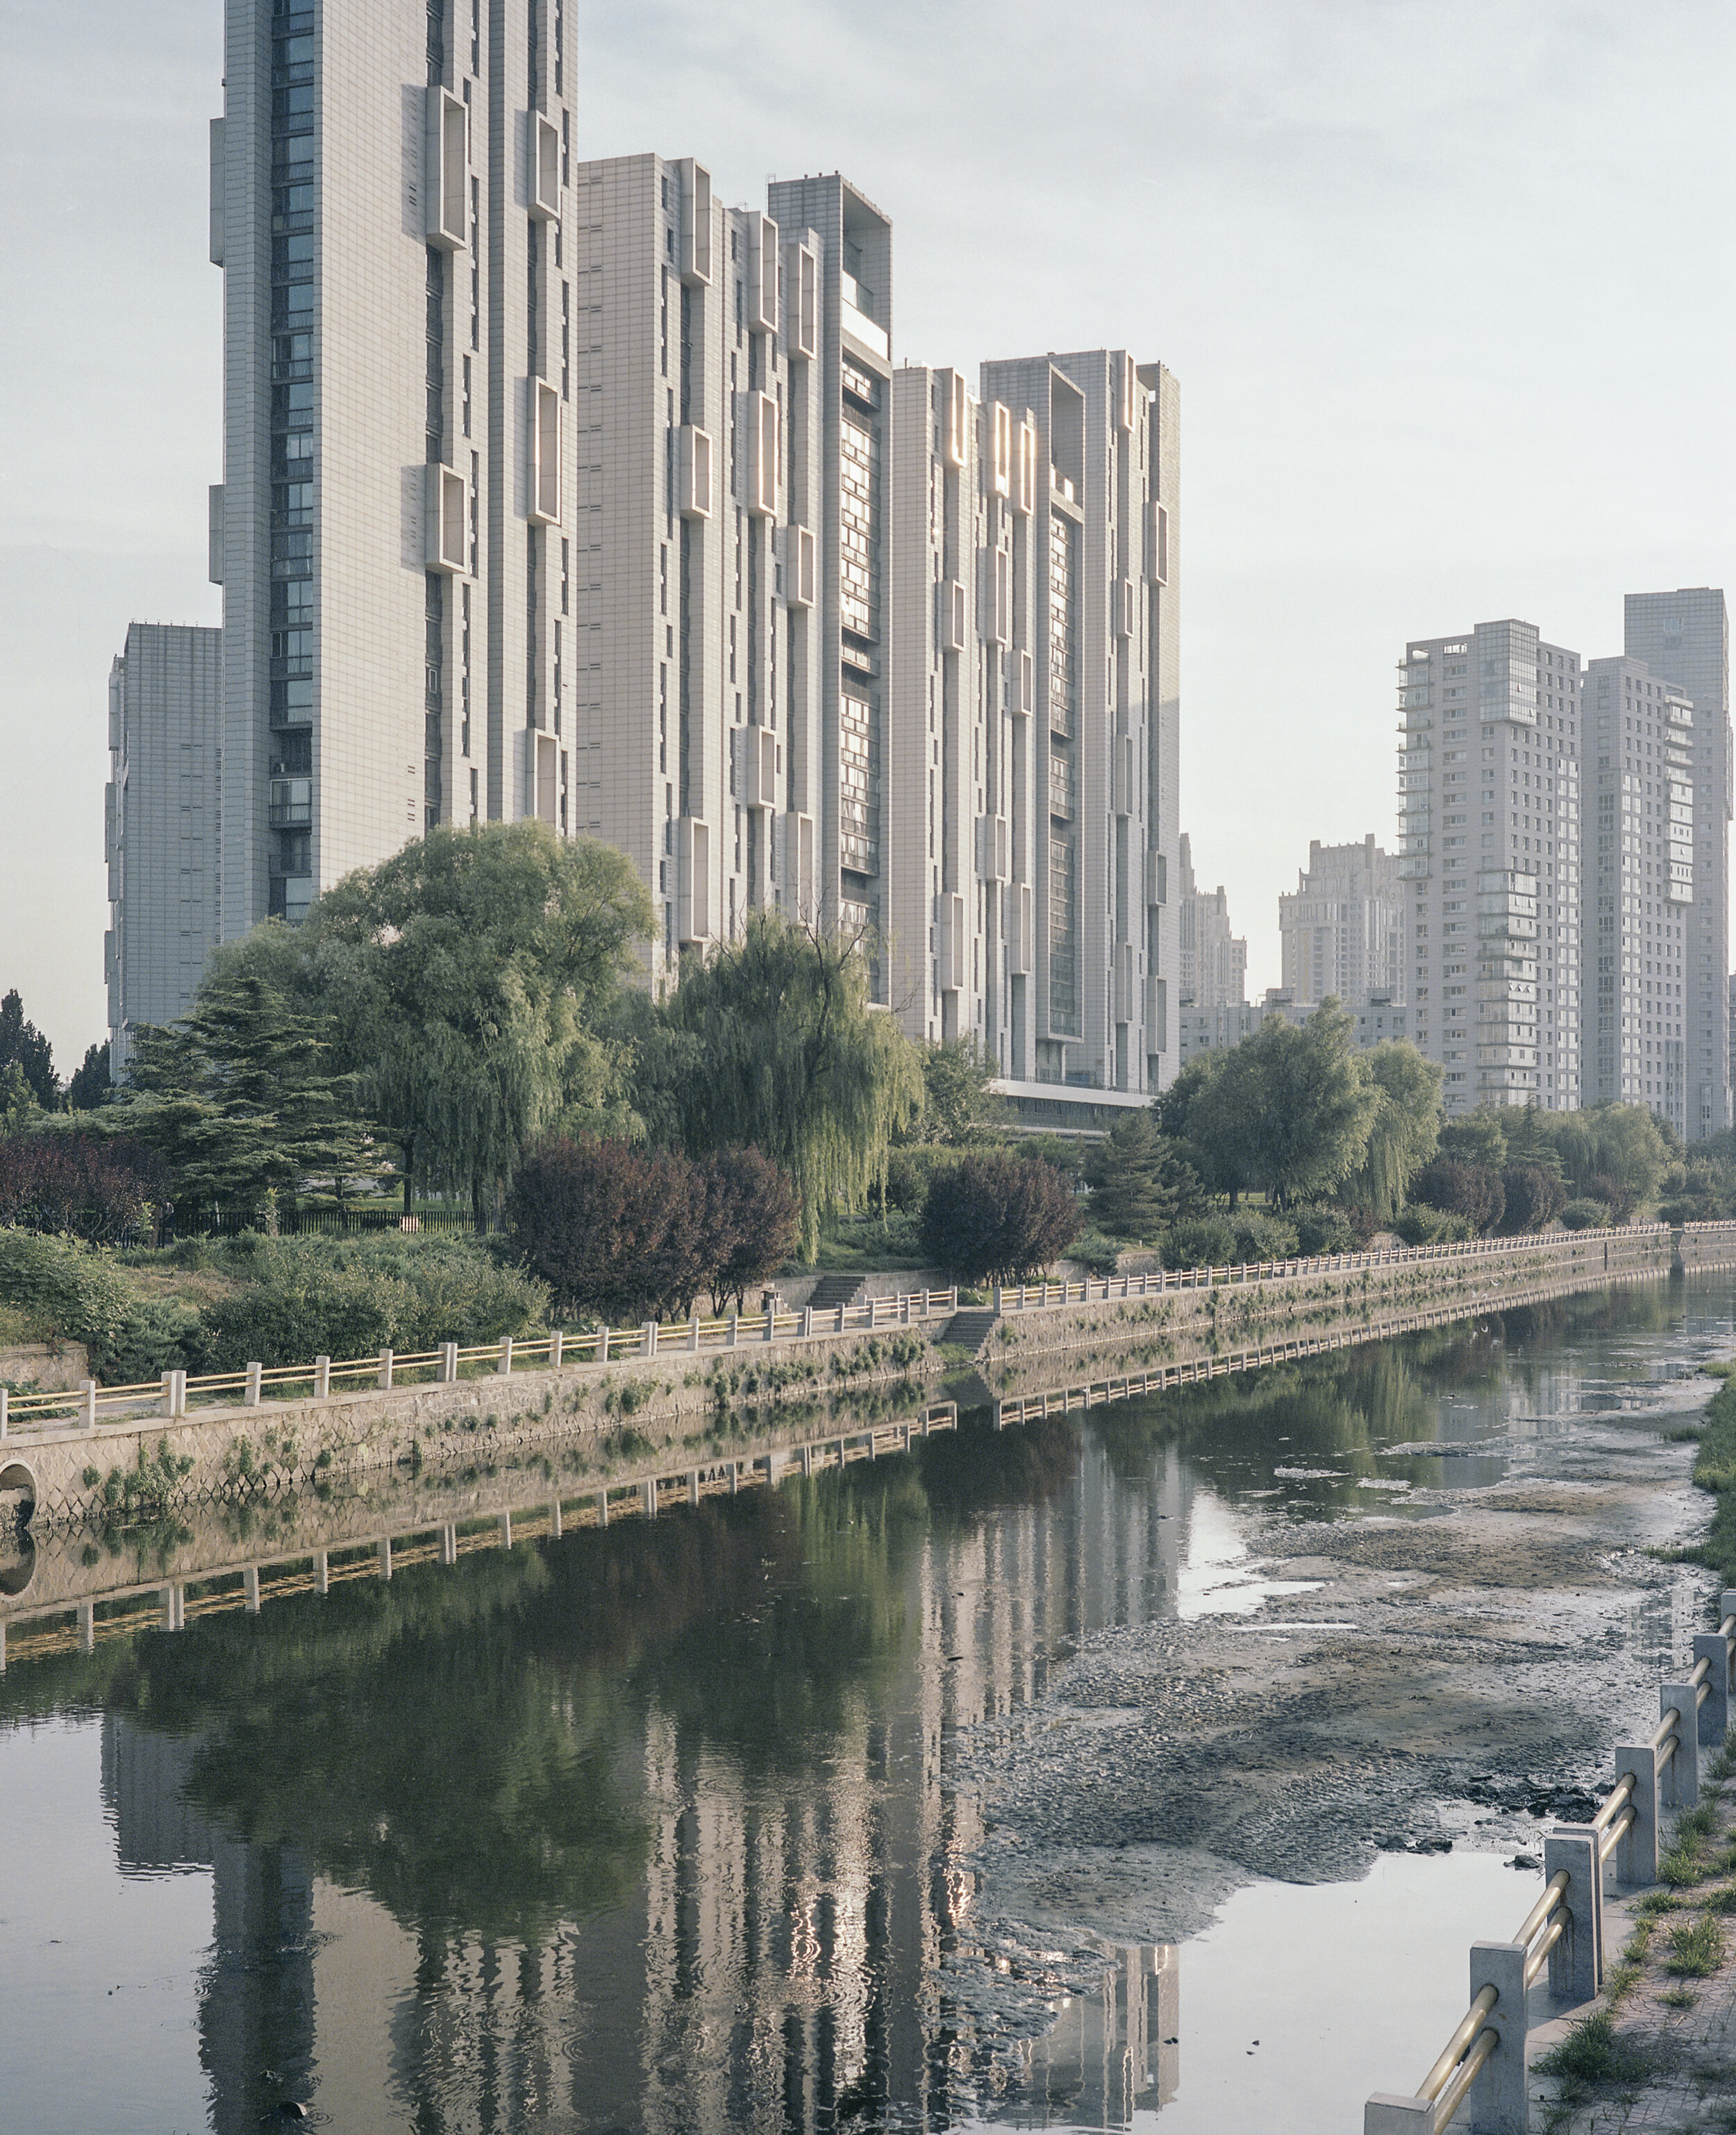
941;1357;1726;2066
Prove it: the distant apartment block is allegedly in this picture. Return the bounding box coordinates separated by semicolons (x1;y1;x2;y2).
209;0;580;935
1177;990;1408;1068
105;625;224;1072
1175;834;1245;1011
1624;589;1732;1138
1397;620;1582;1115
1278;834;1401;1006
1582;656;1695;1131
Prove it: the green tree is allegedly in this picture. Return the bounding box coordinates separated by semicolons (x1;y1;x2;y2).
915;1037;1009;1145
1084;1111;1203;1238
0;990;56;1108
919;1151;1081;1284
1238;1001;1380;1209
310;822;653;1219
656;912;923;1258
1438;1108;1509;1171
1157;1051;1258;1206
0;1061;42;1138
1342;1042;1442;1220
65;1040;112;1112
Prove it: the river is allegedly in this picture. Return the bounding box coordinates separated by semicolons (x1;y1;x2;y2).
2;1271;1729;2134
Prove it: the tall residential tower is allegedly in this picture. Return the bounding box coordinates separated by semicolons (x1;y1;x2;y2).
1278;834;1402;1006
1398;620;1582;1113
1624;589;1731;1138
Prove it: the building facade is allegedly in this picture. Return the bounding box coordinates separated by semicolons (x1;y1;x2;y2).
1176;991;1408;1069
1174;833;1246;1011
210;0;580;936
1624;589;1732;1139
568;153;826;984
1582;656;1695;1131
977;351;1180;1101
1398;620;1582;1114
1278;833;1401;1006
105;624;224;1072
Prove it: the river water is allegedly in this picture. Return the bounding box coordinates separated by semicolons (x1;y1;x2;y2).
2;1272;1730;2134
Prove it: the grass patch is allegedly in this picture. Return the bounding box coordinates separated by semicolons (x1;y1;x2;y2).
1535;2010;1653;2100
1667;1915;1727;1977
1665;1423;1706;1443
1662;1986;1699;2009
1708;1742;1736;1785
1686;1373;1736;1583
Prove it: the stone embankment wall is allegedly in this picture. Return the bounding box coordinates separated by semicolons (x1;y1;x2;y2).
5;1324;940;1531
7;1225;1735;1532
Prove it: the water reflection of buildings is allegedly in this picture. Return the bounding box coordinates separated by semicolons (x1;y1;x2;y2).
86;1422;1201;2132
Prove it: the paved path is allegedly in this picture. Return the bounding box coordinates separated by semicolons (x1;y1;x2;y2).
1531;1745;1736;2133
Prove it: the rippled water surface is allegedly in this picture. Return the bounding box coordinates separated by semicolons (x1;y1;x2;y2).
3;1273;1731;2133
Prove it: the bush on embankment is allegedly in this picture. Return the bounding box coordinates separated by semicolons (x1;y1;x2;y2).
1690;1368;1736;1584
0;1226;547;1383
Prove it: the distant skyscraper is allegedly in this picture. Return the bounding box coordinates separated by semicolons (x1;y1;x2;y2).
1175;834;1246;1011
209;0;579;937
1581;655;1695;1131
105;624;224;1072
1624;589;1731;1138
1398;620;1582;1114
1278;835;1401;1006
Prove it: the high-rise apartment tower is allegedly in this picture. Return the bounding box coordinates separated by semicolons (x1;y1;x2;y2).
1581;654;1695;1130
104;624;224;1072
1398;620;1582;1113
1278;834;1402;1006
1624;589;1731;1138
210;0;580;936
1175;833;1246;1011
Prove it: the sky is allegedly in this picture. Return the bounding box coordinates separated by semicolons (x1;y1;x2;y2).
3;0;1733;1070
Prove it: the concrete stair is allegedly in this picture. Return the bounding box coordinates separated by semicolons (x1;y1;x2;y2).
806;1274;865;1314
943;1309;1001;1354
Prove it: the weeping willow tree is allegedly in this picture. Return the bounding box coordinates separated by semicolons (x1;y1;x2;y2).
1342;1040;1442;1220
310;822;653;1219
660;911;924;1257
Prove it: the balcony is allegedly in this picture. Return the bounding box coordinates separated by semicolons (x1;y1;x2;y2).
269;776;312;828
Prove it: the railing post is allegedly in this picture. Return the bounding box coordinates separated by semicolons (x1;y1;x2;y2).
245;1361;262;1407
1693;1631;1732;1742
597;1324;610;1363
765;1309;776;1344
378;1348;394;1390
498;1335;513;1376
0;1384;7;1438
162;1371;176;1418
549;1328;563;1370
726;1315;738;1347
689;1317;701;1352
803;1306;814;1338
314;1355;332;1399
1466;1941;1528;2135
992;1286;1003;1314
1661;1685;1699;1805
80;1379;97;1431
440;1340;459;1383
642;1320;658;1357
1612;1743;1661;1883
1545;1827;1603;2001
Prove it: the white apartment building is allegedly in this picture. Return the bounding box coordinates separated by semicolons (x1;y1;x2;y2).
209;0;579;935
104;624;224;1072
568;153;826;983
1177;992;1409;1068
1624;589;1731;1138
886;366;1036;1059
1174;833;1246;1011
1278;833;1401;1006
1583;656;1695;1130
1398;620;1582;1114
978;351;1180;1105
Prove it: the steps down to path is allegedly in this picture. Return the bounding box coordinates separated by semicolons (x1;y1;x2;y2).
806;1274;865;1313
943;1309;1001;1354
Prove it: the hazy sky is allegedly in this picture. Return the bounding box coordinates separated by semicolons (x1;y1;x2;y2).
3;0;1733;1068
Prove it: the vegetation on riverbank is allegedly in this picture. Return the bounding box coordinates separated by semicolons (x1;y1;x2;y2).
1688;1365;1736;1584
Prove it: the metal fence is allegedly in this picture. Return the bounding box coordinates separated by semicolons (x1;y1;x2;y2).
1364;1592;1736;2131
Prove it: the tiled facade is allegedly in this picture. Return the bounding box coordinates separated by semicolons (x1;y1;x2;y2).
105;625;224;1072
210;0;578;935
1624;588;1732;1139
1278;833;1402;1007
1177;993;1409;1068
1398;620;1583;1115
1175;832;1246;1011
1583;656;1696;1131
